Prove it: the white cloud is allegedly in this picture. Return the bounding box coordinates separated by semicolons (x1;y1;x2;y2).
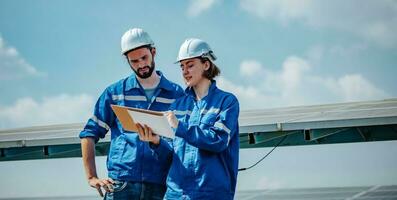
240;0;397;48
240;60;264;77
187;0;219;17
280;56;310;91
218;76;277;108
0;94;94;129
240;0;312;24
326;74;389;102
0;35;45;80
218;56;389;110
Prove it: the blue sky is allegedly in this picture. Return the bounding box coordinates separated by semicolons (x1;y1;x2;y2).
0;0;397;198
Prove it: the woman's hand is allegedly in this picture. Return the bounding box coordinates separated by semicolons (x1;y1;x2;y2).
136;123;160;145
165;111;179;129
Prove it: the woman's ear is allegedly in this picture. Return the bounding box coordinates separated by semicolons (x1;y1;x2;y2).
204;60;210;71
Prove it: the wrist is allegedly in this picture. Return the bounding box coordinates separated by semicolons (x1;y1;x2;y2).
173;120;179;129
87;176;98;181
149;139;160;149
151;137;160;145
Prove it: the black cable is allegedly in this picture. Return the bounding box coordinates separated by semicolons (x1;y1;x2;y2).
238;133;288;171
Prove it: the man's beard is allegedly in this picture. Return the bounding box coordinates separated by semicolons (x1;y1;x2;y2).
133;61;155;79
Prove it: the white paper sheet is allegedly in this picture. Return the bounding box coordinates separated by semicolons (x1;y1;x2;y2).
127;109;175;139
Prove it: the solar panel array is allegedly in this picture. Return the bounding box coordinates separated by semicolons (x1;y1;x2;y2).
0;123;88;148
1;98;397;148
1;185;395;199
239;98;397;132
235;185;397;200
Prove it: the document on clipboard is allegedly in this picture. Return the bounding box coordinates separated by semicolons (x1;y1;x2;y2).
110;104;175;139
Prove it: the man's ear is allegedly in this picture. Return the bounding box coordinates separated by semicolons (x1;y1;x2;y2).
151;47;156;57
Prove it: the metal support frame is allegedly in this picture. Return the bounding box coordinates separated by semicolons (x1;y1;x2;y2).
307;128;350;141
1;125;397;161
356;127;367;141
239;124;397;149
0;142;110;161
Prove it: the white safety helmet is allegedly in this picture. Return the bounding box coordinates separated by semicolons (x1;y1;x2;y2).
121;28;155;55
175;38;217;63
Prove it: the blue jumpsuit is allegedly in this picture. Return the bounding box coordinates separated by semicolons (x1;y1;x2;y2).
79;71;184;185
154;81;240;200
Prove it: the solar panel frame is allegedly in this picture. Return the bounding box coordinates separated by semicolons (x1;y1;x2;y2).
0;98;396;149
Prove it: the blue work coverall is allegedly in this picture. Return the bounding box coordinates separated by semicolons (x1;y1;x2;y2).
154;81;240;200
79;71;183;187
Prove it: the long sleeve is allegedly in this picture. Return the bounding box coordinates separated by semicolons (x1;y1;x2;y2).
175;96;239;153
150;137;174;162
79;87;116;142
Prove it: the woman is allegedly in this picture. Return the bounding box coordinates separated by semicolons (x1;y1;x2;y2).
137;38;240;200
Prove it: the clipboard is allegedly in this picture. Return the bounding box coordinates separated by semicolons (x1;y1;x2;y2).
111;105;175;139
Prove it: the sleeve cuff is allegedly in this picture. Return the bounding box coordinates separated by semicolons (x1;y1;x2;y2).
149;138;173;160
79;130;100;143
175;121;188;139
150;138;167;152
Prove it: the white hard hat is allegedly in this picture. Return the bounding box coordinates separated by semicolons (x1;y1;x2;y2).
175;38;217;63
121;28;155;55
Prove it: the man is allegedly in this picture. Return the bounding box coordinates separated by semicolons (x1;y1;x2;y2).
79;28;183;199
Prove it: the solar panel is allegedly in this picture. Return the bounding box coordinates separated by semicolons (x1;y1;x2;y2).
239;98;397;131
235;185;397;200
355;185;397;199
1;98;397;160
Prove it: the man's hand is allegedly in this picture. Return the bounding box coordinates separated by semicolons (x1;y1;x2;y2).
88;177;114;197
165;111;179;129
136;123;160;145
